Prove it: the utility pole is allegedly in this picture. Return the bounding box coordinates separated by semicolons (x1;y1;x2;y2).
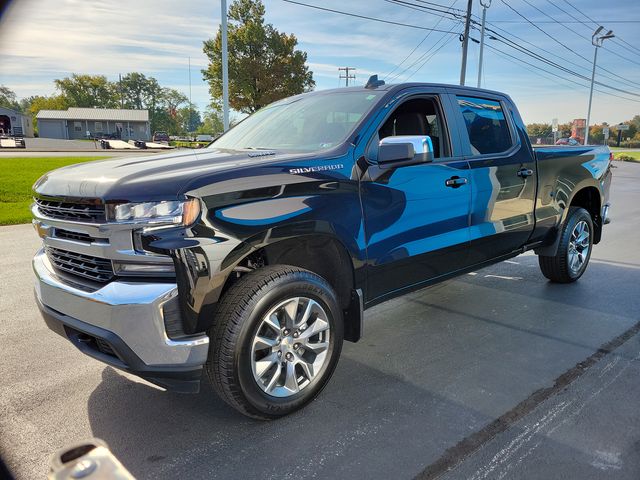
119;74;124;109
338;67;356;87
188;56;193;132
221;0;230;132
476;0;491;88
460;0;473;86
585;26;614;145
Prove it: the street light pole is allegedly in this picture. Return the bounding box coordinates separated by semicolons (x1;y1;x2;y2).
221;0;230;132
477;0;491;88
585;26;614;145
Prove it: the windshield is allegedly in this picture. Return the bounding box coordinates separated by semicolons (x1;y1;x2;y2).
211;91;383;152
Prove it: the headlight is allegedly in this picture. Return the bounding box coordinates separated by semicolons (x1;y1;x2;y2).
110;198;200;226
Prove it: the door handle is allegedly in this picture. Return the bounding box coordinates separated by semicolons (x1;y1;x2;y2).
445;176;468;188
517;168;534;178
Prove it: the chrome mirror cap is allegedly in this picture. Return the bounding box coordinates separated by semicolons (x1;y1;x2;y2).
379;135;434;163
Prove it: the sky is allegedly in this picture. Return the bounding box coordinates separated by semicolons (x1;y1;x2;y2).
1;0;639;124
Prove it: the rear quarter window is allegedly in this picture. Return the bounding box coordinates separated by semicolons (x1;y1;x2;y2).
457;96;513;155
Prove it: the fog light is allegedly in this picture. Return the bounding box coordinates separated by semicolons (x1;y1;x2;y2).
112;261;175;276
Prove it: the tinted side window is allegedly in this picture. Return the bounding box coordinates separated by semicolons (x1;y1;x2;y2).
375;97;448;159
457;96;512;155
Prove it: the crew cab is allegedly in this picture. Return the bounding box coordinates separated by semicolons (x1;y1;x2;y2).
32;80;612;419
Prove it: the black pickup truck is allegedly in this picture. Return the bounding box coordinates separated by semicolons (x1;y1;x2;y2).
32;80;612;419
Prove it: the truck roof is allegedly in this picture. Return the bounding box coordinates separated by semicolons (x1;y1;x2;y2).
310;82;510;98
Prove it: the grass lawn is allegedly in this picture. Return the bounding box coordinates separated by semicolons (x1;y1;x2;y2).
613;151;640;162
0;157;107;225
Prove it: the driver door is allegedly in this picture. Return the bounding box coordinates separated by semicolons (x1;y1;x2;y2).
360;92;471;302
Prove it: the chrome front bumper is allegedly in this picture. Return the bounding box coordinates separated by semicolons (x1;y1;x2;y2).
33;249;209;391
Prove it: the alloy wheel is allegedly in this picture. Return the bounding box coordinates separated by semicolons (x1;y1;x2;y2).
568;220;590;274
250;297;331;398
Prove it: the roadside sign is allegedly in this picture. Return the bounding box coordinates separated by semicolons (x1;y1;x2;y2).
603;127;609;139
552;118;558;133
617;124;630;131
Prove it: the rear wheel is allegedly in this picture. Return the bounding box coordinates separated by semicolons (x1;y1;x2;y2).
538;207;593;283
206;265;343;419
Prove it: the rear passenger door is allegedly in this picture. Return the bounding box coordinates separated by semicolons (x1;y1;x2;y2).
450;92;536;263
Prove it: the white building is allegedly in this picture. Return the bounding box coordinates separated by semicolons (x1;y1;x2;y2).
37;108;150;140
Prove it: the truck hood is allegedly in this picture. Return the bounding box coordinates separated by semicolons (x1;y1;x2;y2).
33;148;308;201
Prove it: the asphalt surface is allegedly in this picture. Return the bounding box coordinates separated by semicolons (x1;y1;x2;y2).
0;162;639;480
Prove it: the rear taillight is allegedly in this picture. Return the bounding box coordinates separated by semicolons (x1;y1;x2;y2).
609;152;614;161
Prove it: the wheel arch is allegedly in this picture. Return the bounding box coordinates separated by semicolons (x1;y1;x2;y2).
535;184;602;256
223;232;363;342
567;185;602;243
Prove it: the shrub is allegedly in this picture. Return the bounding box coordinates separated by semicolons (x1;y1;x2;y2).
615;154;639;162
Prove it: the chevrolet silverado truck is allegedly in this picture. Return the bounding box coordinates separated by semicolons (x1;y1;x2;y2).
32;79;612;419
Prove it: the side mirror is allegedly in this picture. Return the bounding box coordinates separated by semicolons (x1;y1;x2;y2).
377;135;434;168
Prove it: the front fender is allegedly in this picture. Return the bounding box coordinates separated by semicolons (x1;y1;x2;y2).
143;174;365;334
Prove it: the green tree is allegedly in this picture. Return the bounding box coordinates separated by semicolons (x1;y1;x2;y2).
589;124;606;144
25;95;70;135
155;88;188;134
197;108;225;135
0;85;21;111
54;74;118;108
202;0;314;114
526;123;552;138
118;72;154;109
178;106;202;133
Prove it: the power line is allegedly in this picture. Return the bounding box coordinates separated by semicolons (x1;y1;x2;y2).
544;0;640;62
484;42;640;104
406;34;457;81
389;25;460;82
469;20;640;98
386;0;464;22
496;0;640;90
410;0;467;14
386;0;640;88
281;0;463;34
383;0;461;80
488;20;640;24
400;0;640;88
521;0;591;42
614;37;640;57
514;0;640;90
561;0;597;24
499;0;591;63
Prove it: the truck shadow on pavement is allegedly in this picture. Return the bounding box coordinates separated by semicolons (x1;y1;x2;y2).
86;258;640;480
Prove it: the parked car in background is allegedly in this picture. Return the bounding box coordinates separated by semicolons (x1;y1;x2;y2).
32;80;612;420
152;131;170;143
196;134;214;142
555;137;581;146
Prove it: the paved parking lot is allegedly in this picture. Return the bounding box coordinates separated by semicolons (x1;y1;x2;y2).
1;162;638;479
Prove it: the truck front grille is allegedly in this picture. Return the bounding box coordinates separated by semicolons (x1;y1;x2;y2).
35;198;106;223
45;246;115;283
54;228;98;244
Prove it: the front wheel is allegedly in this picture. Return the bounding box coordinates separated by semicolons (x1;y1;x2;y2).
206;266;343;419
538;207;594;283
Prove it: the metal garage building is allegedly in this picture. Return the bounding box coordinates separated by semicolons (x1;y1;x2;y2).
37;108;150;140
0;106;34;137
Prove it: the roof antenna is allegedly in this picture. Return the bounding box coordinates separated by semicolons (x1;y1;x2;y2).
365;75;385;89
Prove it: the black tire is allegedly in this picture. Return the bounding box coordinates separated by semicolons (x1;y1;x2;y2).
206;265;344;420
538;207;594;283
